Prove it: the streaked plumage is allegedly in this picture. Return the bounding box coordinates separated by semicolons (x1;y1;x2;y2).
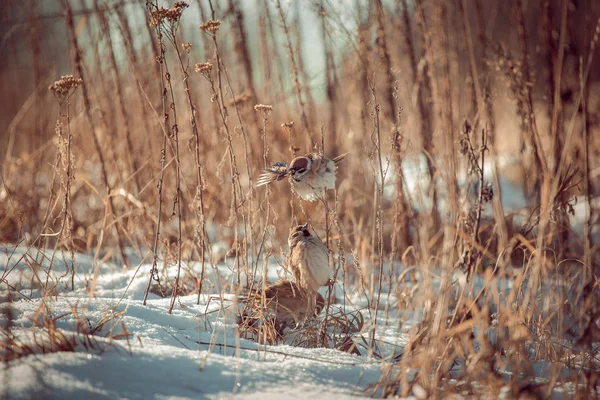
256;152;348;201
288;223;332;310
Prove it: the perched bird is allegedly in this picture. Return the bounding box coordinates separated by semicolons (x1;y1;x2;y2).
256;152;348;201
288;223;332;314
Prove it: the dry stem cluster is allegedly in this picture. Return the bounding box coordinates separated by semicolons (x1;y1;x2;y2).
1;0;600;397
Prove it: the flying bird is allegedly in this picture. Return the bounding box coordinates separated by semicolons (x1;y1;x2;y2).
256;152;348;201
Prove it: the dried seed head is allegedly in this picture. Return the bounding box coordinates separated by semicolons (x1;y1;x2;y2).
254;104;273;118
49;75;83;98
281;121;294;129
482;183;494;203
182;42;192;53
167;1;188;21
173;1;188;9
149;2;188;27
149;8;167;27
254;104;273;112
194;62;213;79
199;20;221;34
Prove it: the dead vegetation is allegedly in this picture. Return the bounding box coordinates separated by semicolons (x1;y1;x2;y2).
1;0;600;397
0;294;130;362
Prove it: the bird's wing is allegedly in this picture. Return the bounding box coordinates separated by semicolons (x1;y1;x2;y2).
256;171;279;187
256;167;288;187
332;152;348;164
289;243;303;284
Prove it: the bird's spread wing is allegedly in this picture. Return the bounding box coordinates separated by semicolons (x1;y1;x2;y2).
332;152;349;164
256;162;288;187
256;170;283;187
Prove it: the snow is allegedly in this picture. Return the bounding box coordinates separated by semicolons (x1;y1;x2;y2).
387;153;595;236
1;241;598;398
386;152;527;213
0;247;397;399
0;149;596;398
4;320;379;399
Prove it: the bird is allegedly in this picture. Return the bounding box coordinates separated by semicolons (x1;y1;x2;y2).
241;280;325;341
256;152;348;201
288;223;332;313
261;280;325;331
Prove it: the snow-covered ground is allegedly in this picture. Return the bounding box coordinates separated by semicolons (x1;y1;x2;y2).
1;153;596;399
1;241;598;398
0;247;404;399
388;153;597;235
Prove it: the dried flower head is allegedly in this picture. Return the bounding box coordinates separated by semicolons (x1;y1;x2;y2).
199;20;221;34
254;104;273;113
149;1;188;27
49;75;83;99
182;42;192;53
482;182;494;203
458;120;472;156
168;1;188;20
281;121;294;129
195;62;213;79
149;8;165;26
254;104;273;118
228;91;252;106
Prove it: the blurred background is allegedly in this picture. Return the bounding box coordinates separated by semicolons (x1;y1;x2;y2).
1;0;599;274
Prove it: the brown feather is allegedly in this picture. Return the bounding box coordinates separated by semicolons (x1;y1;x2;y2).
256;170;286;186
332;152;348;164
253;280;324;329
256;165;288;187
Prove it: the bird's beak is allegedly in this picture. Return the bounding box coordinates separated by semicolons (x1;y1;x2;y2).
301;223;308;230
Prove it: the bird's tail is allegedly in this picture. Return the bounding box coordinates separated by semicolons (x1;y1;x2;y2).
332;152;349;164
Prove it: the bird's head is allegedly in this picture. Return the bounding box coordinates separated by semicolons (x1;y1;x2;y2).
287;156;311;181
288;223;310;248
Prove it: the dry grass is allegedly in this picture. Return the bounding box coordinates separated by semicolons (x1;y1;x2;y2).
1;294;129;362
1;0;600;397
